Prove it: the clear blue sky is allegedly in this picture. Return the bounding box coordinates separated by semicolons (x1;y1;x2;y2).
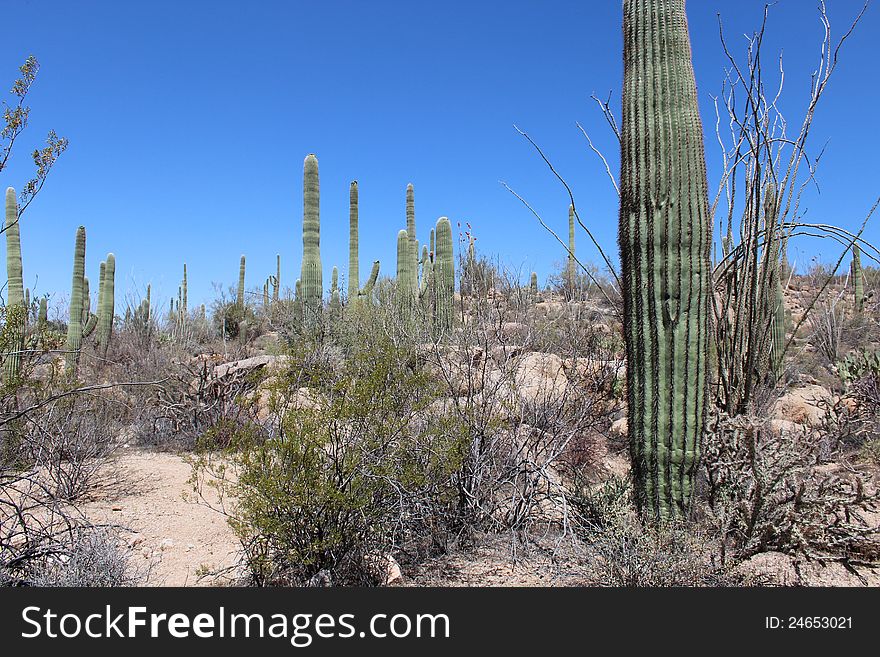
2;0;878;311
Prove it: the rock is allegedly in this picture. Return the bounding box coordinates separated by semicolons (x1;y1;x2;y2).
514;352;568;405
159;538;174;551
735;552;799;586
770;384;833;428
365;553;403;586
610;417;628;440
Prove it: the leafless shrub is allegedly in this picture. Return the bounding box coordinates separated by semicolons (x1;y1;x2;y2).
29;528;144;587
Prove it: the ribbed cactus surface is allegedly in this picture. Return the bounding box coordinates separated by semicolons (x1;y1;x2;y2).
98;253;115;355
530;272;538;297
853;244;864;314
237;255;246;308
567;204;576;292
348;181;359;299
434;217;454;335
301;154;322;325
4;187;23;381
619;0;712;521
65;226;87;376
396;229;415;305
406;183;418;294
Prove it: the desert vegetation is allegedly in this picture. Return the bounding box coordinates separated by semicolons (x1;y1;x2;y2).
1;1;878;587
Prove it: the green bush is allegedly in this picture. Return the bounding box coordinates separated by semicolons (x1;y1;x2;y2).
208;331;470;585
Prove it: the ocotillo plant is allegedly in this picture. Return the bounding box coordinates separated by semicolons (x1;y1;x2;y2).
433;217;455;335
237;255;246;308
406;183;418;294
65;226;88;377
567;204;576;296
301;153;322;325
4;187;24;381
771;278;785;379
348;181;359;300
619;0;712;521
853;244;864;314
98;253;115;355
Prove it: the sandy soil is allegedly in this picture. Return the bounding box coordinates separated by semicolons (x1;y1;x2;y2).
81;449;240;586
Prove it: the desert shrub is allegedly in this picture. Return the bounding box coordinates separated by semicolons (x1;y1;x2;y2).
700;412;879;563
194;330;468;586
568;477;745;586
213;299;256;340
28;529;142;587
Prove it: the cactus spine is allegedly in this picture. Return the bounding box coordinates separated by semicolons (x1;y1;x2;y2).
4;187;24;381
433;217;455;335
853;244;864;314
237;255;246;308
349;181;359;300
65;227;87;376
98;254;115;355
620;0;712;521
301;154;322;325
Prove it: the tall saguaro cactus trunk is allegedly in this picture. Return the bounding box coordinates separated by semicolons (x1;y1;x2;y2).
567;204;576;297
237;255;246;309
619;0;712;521
853;244;864;314
98;254;116;356
301;154;323;326
65;227;87;377
4;187;24;382
406;183;418;294
433;217;455;336
348;181;359;301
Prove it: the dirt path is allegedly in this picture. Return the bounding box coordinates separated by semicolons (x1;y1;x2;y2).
82;449;240;586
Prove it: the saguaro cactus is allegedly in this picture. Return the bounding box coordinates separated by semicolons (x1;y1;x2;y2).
4;187;24;381
358;261;380;302
237;255;246;308
530;272;538;298
396;229;416;309
274;254;281;302
619;0;712;521
301;153;323;325
65;227;87;376
98;253;116;355
433;217;455;335
348;182;359;299
853;244;864;314
329;266;341;318
37;297;48;332
406;183;418;294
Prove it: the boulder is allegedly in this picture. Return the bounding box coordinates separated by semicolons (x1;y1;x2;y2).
770;384;833;428
513;352;568;405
